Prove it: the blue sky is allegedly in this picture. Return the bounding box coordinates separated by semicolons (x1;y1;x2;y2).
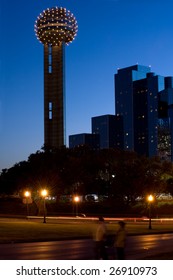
1;0;173;171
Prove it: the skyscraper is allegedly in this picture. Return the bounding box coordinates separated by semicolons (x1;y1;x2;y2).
115;65;173;160
35;7;78;149
115;65;151;152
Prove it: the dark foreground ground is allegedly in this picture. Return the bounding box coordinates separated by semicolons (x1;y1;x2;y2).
1;216;173;259
143;251;173;260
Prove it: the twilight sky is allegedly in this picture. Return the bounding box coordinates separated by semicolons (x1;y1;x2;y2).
1;0;173;171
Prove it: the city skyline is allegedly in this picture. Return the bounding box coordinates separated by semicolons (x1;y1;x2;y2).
1;0;173;171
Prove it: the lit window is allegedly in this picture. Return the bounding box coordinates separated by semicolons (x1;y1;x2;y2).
49;102;52;110
49;102;52;119
49;111;52;119
48;65;52;73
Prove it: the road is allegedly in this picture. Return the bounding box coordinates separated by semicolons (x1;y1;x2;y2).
0;233;173;260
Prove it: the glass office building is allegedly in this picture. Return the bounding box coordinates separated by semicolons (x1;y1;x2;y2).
69;133;99;149
157;77;173;161
69;115;123;150
115;65;173;160
69;64;173;161
92;114;123;149
115;65;151;152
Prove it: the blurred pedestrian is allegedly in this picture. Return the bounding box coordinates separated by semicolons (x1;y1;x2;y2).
94;216;108;259
114;221;126;259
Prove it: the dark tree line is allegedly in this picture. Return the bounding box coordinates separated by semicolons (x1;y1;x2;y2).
1;146;173;207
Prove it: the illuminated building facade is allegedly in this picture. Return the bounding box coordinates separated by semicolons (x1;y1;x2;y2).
115;65;151;152
115;65;173;161
35;7;78;149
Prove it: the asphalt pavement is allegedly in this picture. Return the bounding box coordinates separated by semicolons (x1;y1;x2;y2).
0;233;173;260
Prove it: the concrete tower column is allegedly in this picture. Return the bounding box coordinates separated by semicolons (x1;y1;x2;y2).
44;43;65;148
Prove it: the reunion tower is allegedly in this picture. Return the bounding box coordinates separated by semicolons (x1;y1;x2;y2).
35;6;78;149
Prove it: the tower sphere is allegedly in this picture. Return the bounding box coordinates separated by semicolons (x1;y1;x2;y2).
35;7;78;46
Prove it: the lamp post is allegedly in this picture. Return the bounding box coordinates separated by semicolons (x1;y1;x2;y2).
147;194;154;229
74;196;79;217
24;191;31;218
41;189;48;223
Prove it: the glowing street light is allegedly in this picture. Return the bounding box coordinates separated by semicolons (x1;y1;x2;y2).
147;194;154;229
41;189;48;223
24;191;31;218
41;189;48;198
74;195;79;217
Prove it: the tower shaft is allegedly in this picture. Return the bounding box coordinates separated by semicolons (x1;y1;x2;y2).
44;43;65;149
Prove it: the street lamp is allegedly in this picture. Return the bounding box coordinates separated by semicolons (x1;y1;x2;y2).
74;195;79;217
41;189;48;223
147;194;154;229
24;191;31;218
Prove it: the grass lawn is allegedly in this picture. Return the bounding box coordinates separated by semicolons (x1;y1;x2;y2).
0;217;173;244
